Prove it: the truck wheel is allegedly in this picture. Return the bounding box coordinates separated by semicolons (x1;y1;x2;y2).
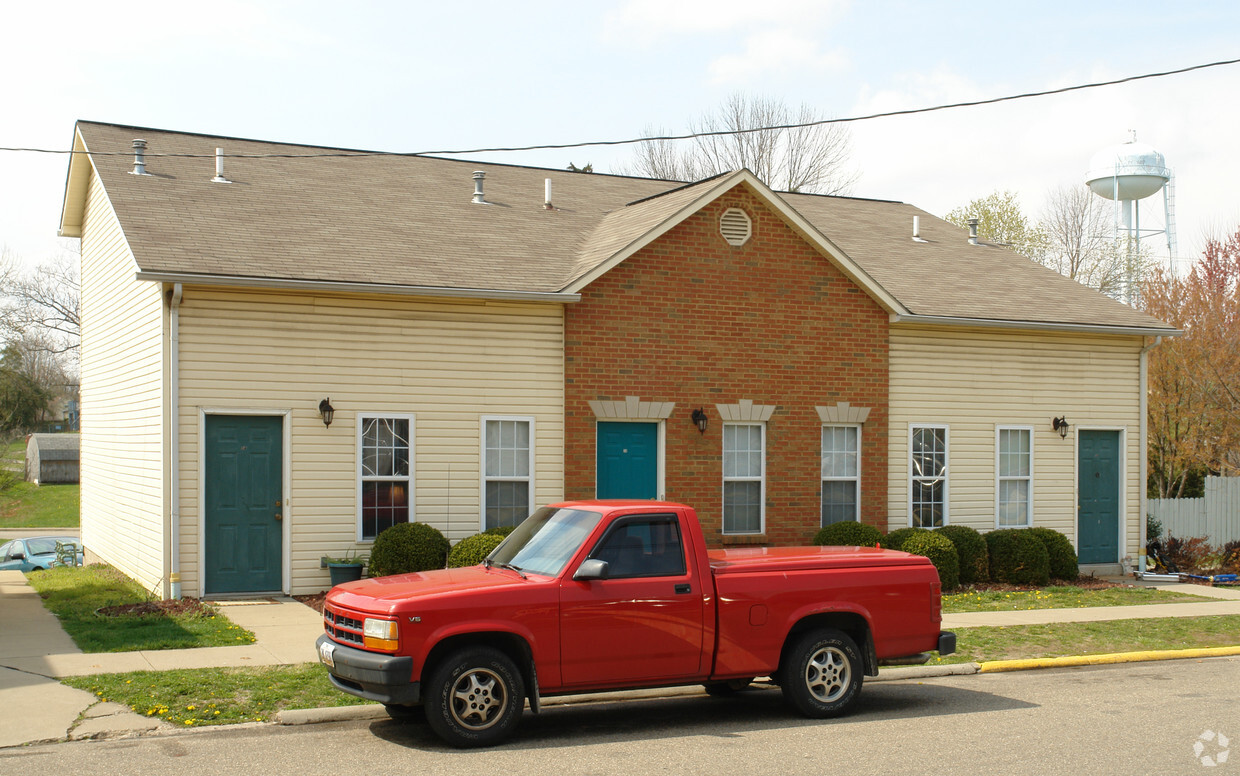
424;647;525;748
779;628;862;718
703;677;754;696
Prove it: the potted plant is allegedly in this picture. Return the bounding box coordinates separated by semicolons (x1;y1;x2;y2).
325;551;367;585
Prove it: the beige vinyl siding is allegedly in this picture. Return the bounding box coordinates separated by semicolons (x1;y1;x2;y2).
176;288;564;595
78;167;167;592
888;325;1144;558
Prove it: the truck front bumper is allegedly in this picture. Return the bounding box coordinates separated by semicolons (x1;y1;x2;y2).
316;634;420;705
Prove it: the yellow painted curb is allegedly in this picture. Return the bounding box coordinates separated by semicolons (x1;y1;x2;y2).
978;645;1240;673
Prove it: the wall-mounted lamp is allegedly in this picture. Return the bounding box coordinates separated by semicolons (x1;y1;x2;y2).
691;407;709;434
318;398;335;429
1052;416;1069;440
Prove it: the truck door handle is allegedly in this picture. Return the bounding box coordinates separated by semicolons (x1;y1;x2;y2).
675;583;691;594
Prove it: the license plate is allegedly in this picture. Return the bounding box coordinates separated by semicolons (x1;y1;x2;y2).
319;640;336;668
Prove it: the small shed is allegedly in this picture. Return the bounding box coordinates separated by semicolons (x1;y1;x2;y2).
25;433;80;484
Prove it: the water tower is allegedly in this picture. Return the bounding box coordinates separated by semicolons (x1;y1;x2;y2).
1085;132;1177;297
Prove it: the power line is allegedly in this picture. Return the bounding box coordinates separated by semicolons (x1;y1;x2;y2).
3;56;1237;160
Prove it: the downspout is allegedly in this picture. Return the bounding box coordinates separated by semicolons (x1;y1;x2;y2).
169;283;183;598
1138;335;1163;574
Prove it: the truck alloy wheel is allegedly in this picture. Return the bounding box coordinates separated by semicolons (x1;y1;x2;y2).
779;628;862;718
425;647;525;747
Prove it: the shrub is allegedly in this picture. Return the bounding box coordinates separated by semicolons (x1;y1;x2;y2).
880;527;929;552
1223;540;1240;574
937;525;989;584
485;525;517;538
985;529;1049;586
1157;535;1217;574
368;522;449;577
1027;527;1079;580
447;532;505;568
812;521;883;547
901;531;960;590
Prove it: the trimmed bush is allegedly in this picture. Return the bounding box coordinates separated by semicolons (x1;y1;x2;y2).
901;531;960;591
368;522;449;577
985;529;1050;586
937;525;989;584
880;527;929;551
485;525;517;538
1027;527;1079;580
447;532;506;568
812;521;883;547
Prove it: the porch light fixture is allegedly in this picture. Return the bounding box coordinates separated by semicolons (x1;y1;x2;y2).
1052;416;1069;440
319;398;335;429
691;408;709;434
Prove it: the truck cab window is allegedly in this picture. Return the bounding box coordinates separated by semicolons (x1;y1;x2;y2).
591;517;686;578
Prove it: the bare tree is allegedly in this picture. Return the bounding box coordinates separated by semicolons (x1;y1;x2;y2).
1040;186;1131;298
619;94;858;194
1;244;80;361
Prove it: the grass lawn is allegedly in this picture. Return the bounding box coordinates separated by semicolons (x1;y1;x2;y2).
0;480;80;528
26;564;255;652
61;664;365;727
942;584;1209;613
931;614;1240;665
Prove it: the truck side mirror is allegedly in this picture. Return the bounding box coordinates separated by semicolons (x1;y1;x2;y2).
573;558;610;581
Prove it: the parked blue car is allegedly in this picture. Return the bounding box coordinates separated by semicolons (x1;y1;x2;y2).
0;536;83;572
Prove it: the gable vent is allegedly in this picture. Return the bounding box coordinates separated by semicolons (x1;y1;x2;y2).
720;208;752;246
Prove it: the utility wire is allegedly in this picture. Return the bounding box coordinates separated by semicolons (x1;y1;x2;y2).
2;56;1237;159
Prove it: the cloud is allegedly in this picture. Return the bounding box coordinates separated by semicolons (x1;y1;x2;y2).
603;0;847;44
708;30;847;84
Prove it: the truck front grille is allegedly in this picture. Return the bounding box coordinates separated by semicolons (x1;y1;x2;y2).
323;605;364;645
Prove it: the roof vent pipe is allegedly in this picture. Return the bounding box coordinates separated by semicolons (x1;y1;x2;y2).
211;148;231;183
912;216;920;239
472;171;486;204
131;139;148;175
966;217;980;245
544;178;553;210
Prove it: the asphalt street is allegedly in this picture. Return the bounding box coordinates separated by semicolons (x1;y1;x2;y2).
3;656;1235;775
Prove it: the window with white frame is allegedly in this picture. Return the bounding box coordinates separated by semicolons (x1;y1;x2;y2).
358;415;412;541
910;425;947;528
483;417;534;531
822;425;860;525
723;423;764;534
997;427;1033;527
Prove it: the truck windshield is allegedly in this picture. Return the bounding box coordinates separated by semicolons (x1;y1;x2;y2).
488;507;602;578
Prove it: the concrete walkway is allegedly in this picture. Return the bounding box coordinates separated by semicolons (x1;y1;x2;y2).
0;570;323;747
3;569;1240;748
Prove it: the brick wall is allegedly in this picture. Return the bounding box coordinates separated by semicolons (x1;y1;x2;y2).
565;186;890;545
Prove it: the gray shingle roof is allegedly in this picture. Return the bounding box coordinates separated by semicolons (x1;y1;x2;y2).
66;121;1173;333
27;434;80;461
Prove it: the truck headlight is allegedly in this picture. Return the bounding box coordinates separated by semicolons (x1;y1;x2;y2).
362;618;399;651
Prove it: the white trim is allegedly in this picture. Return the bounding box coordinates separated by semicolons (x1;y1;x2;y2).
480;415;536;532
196;408;293;597
588;396;676;420
815;402;871;424
356;413;416;542
821;424;862;525
716;399;777;423
890;312;1177;338
134;270;581;303
593;419;667;501
994;425;1034;529
722;421;766;535
908;423;949;528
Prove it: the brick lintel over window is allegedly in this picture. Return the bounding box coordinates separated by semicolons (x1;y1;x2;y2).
588;396;676;420
715;399;776;423
815;402;871;424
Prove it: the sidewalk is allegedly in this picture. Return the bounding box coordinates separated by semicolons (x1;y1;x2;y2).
3;569;1240;748
0;570;323;747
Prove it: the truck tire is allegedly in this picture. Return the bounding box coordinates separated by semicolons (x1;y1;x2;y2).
424;646;525;748
779;628;862;718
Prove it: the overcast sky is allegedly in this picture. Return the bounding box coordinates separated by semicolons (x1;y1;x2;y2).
3;0;1238;272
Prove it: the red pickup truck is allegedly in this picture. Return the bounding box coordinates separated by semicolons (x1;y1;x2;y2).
317;501;954;747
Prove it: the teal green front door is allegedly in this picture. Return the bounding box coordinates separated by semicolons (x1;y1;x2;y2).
205;415;283;594
1078;430;1121;564
597;422;658;500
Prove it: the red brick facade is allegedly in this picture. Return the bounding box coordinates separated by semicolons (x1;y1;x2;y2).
565;185;890;546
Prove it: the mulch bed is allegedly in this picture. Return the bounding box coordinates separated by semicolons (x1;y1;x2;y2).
294;593;327;614
96;598;219;617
